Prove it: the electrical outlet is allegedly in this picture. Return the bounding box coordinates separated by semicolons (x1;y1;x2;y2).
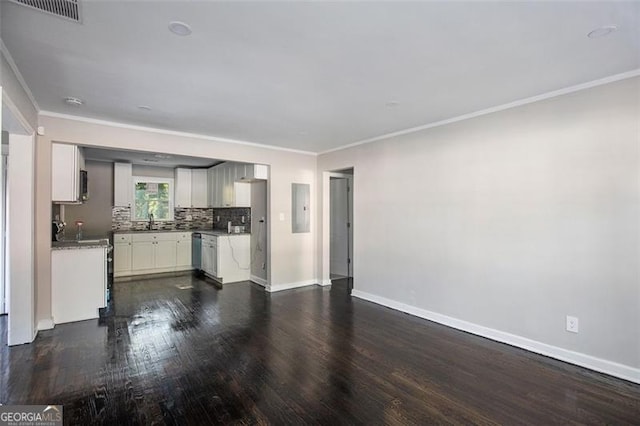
566;315;579;333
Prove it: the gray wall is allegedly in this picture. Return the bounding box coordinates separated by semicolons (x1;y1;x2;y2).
318;76;640;371
64;160;113;238
250;181;267;281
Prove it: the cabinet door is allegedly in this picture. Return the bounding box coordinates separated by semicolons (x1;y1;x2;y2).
176;239;192;268
211;237;218;277
201;239;212;275
223;165;234;207
175;168;192;208
254;164;268;180
114;163;133;207
191;169;208;208
114;242;132;275
132;241;154;270
207;167;215;207
52;143;79;202
234;182;251;207
155;240;177;269
215;166;223;207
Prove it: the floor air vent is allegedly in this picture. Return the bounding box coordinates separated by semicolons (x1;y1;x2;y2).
9;0;80;22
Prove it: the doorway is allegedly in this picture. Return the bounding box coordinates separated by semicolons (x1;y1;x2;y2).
329;169;353;293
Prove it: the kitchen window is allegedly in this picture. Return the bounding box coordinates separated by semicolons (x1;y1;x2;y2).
133;177;174;221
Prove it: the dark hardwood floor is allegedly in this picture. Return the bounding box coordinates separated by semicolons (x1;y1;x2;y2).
1;275;639;425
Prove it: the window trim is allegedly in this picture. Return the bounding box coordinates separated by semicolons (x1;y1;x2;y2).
132;176;174;221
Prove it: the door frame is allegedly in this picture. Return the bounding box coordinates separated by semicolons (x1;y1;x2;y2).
321;169;354;288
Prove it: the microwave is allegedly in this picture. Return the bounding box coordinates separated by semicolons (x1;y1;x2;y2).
80;169;89;201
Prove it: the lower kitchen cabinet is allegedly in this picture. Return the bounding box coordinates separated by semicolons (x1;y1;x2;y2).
176;232;192;270
201;234;250;284
114;231;192;277
52;246;107;324
114;234;132;276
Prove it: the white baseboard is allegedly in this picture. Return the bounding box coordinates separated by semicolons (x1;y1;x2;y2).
37;318;55;331
250;275;268;287
351;290;640;384
267;279;317;293
319;279;332;286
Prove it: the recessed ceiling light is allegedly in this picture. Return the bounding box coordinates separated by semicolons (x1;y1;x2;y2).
386;101;400;108
138;105;152;111
168;21;192;36
587;25;618;38
64;97;84;106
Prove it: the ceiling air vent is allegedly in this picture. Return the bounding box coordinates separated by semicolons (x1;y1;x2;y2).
9;0;81;23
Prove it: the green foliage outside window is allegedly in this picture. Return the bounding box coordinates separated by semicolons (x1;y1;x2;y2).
134;181;171;220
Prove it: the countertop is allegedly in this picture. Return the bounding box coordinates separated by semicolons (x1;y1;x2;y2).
113;229;250;236
52;239;110;250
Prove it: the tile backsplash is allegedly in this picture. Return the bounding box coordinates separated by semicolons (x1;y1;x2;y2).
112;207;215;232
112;207;250;232
212;208;251;232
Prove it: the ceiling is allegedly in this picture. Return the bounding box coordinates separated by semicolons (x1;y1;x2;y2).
1;1;638;153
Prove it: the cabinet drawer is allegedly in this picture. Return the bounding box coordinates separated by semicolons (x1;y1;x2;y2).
132;232;177;243
114;234;132;243
175;232;192;240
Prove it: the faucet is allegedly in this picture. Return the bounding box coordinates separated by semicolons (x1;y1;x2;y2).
147;213;154;230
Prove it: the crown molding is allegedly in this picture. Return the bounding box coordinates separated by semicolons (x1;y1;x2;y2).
38;111;318;156
0;38;40;112
319;69;640;156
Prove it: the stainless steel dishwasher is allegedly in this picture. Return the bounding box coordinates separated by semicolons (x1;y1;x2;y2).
191;232;202;272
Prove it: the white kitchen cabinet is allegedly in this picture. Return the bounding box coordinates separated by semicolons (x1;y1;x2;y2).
52;246;106;324
175;168;192;208
132;233;177;273
52;143;85;203
207;162;255;208
114;234;132;277
116;232;193;277
201;234;250;283
175;232;192;270
113;162;133;207
234;182;251;207
131;240;154;271
201;234;218;278
191;169;208;207
236;163;268;181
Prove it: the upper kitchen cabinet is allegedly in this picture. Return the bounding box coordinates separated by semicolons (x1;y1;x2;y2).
208;162;265;208
52;143;86;204
238;164;268;181
175;168;208;208
191;169;208;208
113;162;133;207
174;168;192;208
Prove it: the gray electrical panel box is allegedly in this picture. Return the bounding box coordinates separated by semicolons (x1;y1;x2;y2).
292;183;310;233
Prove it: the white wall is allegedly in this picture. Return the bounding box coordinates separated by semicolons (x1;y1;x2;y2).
317;76;640;381
7;133;34;344
35;114;317;321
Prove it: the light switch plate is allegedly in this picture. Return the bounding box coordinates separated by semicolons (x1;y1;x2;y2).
279;213;285;221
